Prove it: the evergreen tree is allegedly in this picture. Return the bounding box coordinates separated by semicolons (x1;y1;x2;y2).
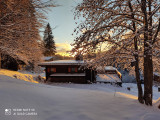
43;23;56;56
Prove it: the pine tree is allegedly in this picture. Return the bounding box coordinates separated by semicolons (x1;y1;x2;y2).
43;23;56;56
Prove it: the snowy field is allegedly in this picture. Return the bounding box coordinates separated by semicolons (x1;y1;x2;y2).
0;75;160;120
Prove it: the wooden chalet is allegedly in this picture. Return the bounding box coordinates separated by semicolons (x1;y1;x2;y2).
105;66;122;80
96;66;122;86
39;60;96;83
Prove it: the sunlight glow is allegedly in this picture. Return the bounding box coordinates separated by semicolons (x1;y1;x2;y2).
0;69;38;83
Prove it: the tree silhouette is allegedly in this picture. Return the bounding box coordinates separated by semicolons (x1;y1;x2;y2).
43;23;56;56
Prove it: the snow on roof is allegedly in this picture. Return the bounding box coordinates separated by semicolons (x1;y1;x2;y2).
105;66;117;71
50;73;85;77
96;66;104;71
96;74;121;83
42;56;53;61
96;66;117;71
39;60;84;66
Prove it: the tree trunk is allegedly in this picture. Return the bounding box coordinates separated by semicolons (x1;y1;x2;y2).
133;36;144;104
143;54;153;105
128;1;144;104
134;54;144;103
142;0;153;106
133;35;144;104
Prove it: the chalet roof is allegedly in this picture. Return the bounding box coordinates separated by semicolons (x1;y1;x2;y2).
96;66;117;71
50;73;85;76
39;60;84;66
105;66;117;71
96;74;121;83
43;56;53;61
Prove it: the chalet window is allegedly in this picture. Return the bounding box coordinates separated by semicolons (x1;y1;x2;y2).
75;67;78;72
68;67;78;73
51;68;56;73
47;68;50;72
68;67;71;72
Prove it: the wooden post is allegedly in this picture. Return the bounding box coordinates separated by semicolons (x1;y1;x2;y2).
158;86;160;92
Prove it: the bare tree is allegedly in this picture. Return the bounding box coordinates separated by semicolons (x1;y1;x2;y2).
71;0;160;105
0;0;56;70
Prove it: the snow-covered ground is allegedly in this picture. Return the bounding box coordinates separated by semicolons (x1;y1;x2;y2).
0;75;160;120
49;82;160;101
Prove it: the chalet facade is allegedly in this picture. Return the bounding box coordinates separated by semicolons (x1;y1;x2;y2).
39;60;96;84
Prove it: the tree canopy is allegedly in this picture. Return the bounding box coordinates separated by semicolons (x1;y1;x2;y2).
0;0;56;69
71;0;160;105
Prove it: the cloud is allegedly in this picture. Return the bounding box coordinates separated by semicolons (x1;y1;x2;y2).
55;43;73;56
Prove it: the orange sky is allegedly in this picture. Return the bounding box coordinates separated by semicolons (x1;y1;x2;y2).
55;43;73;56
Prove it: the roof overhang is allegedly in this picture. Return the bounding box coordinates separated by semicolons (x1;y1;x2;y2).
38;60;85;66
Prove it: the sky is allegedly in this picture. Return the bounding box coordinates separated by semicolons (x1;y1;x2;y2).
44;0;81;56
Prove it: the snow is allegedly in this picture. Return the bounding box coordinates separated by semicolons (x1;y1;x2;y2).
49;82;160;101
0;69;38;83
0;75;160;120
96;74;121;82
96;66;117;72
0;69;160;120
39;60;84;66
50;73;86;76
42;56;53;61
105;66;117;71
